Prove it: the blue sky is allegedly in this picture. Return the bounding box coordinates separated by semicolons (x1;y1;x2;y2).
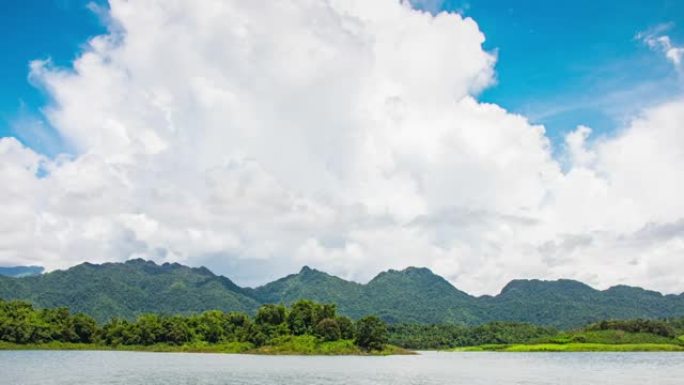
431;0;684;144
1;0;683;154
0;0;106;154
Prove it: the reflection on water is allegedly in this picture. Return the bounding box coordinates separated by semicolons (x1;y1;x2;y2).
1;350;683;385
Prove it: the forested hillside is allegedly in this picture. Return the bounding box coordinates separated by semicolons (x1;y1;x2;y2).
0;260;259;322
1;260;683;328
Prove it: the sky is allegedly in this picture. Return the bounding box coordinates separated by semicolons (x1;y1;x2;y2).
1;0;683;294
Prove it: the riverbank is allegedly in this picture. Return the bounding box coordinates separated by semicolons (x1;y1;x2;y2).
453;343;684;352
5;340;684;354
0;337;414;356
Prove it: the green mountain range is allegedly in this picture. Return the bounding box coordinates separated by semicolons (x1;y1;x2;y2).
0;260;258;323
1;259;683;328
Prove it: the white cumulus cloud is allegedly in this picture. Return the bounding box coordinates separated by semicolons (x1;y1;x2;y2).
638;25;684;70
2;0;684;294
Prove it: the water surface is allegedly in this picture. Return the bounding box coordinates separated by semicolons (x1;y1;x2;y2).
1;350;683;385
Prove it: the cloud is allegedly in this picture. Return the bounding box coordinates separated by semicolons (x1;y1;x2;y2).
2;0;684;295
638;25;684;70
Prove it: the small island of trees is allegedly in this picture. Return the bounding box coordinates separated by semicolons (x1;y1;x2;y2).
0;298;399;355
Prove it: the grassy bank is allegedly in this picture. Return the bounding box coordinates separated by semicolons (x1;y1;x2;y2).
454;343;684;352
249;336;412;355
449;329;684;352
435;326;684;353
0;336;413;356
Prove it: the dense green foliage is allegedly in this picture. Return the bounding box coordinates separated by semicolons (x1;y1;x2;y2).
354;316;388;350
388;322;556;349
0;298;390;352
478;279;684;328
315;318;341;341
255;268;684;328
2;260;684;328
586;319;676;338
251;267;482;324
3;296;684;353
0;260;259;322
389;318;684;351
0;300;99;344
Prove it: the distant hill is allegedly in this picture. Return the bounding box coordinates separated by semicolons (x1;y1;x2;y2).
249;266;481;324
359;267;481;324
0;265;44;278
478;279;684;327
248;266;366;314
1;260;683;328
0;259;259;322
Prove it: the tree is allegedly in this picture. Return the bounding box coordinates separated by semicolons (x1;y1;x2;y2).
223;312;251;342
255;304;287;326
0;300;51;344
193;310;225;343
589;319;676;338
162;316;192;345
336;316;354;340
102;318;129;346
315;318;341;341
354;316;387;350
71;313;98;343
314;304;337;324
287;300;316;335
40;307;75;342
247;324;268;346
134;314;163;345
254;304;289;343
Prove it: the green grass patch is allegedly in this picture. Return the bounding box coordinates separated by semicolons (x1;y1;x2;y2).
452;343;684;352
534;330;680;345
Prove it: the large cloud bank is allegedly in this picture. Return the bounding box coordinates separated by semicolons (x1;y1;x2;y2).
1;0;683;294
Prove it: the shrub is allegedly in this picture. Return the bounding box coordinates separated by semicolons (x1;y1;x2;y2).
315;318;341;342
354;316;387;351
336;316;354;340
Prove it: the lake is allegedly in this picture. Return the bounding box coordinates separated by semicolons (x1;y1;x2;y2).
1;351;683;385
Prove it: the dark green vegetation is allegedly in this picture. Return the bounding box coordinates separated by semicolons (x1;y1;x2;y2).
388;322;557;350
0;260;259;323
0;266;44;278
3;296;681;354
2;259;684;328
0;298;400;355
388;318;684;352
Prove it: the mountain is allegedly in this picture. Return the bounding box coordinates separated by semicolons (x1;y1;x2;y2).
1;260;683;328
0;265;44;278
249;266;367;315
362;267;480;324
477;279;684;328
250;266;481;324
0;259;259;322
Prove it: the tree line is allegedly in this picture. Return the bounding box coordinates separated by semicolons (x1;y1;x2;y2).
3;296;682;351
388;322;557;349
0;298;388;351
586;319;678;338
389;318;684;349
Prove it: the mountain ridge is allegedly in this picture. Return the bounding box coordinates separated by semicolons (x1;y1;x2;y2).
1;259;683;328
